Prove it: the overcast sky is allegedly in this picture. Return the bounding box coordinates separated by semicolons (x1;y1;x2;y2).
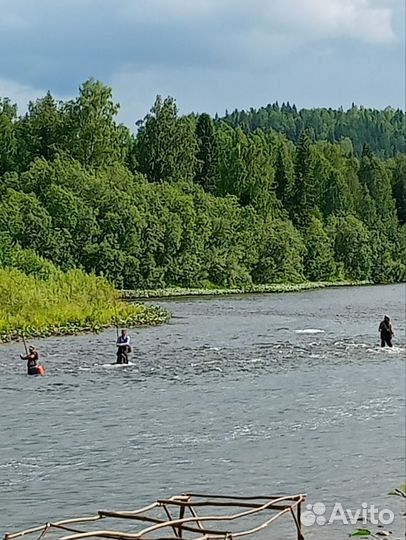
0;0;404;125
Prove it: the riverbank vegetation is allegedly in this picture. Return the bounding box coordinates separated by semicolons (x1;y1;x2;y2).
121;280;371;299
0;267;169;343
0;81;404;298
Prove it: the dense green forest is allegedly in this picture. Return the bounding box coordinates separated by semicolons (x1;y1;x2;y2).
221;103;405;158
0;80;404;290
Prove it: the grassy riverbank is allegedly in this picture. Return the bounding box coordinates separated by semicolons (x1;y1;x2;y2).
121;280;372;299
0;268;169;343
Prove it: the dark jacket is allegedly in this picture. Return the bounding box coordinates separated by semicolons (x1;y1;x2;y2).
379;320;393;338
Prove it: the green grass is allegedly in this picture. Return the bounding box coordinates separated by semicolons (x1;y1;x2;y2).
121;280;372;299
0;268;169;342
1;271;373;342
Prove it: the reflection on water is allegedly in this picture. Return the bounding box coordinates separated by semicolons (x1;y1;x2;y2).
0;285;404;539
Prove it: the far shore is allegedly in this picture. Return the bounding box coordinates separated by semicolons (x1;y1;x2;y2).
0;305;170;344
120;280;375;300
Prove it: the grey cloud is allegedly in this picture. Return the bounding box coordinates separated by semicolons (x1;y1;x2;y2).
0;0;403;118
113;38;404;125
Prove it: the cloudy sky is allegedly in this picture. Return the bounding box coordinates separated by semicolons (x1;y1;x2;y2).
0;0;404;125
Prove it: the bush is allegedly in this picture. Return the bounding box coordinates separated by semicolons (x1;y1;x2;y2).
0;268;168;341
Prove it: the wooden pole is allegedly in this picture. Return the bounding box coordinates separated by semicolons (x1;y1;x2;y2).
177;505;185;539
4;494;307;540
296;500;304;540
161;505;180;539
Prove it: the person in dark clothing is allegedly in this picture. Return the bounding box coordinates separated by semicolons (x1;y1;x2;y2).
379;315;394;347
116;329;131;364
20;346;40;375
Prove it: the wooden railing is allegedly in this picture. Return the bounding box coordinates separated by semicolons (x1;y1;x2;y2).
4;493;306;540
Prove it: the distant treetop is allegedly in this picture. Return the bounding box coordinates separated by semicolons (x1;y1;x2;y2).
220;103;404;158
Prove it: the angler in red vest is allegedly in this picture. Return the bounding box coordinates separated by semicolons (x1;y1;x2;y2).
20;346;45;376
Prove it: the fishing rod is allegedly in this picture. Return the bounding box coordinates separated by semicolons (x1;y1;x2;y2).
113;301;121;364
114;300;119;339
22;334;28;355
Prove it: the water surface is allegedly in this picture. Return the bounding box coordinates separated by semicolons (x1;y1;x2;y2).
0;285;404;539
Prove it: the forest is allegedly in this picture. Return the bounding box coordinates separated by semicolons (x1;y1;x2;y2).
0;79;405;291
221;103;404;158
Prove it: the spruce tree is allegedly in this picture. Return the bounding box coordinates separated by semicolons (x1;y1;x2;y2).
195;113;220;193
293;130;315;226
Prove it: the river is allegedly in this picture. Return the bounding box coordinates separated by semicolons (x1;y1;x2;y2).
0;284;404;539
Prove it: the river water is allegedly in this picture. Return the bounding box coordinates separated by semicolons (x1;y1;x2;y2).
0;285;405;539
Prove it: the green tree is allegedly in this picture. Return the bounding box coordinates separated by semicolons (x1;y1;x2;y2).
274;139;295;211
216;127;277;213
0;98;17;175
293;131;316;225
369;229;405;283
17;92;65;170
323;167;350;216
0;189;53;254
253;218;305;283
328;215;372;280
135;96;199;183
303;217;336;281
63;79;130;167
195;113;220;193
388;155;405;224
358;152;398;228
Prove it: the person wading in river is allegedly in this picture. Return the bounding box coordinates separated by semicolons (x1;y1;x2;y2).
20;346;41;375
378;315;394;348
116;329;131;364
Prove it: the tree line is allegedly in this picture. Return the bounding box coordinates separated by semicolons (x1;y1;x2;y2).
220;103;405;158
0;80;404;290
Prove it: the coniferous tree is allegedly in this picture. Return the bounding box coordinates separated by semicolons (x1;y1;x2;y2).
293;131;315;226
195;113;220;193
323;168;350;216
274;141;295;211
0;99;17;175
389;155;406;224
358;152;398;228
17;92;65;169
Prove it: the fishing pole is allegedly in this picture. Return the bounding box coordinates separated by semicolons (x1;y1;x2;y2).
113;300;121;364
22;334;28;355
114;300;119;338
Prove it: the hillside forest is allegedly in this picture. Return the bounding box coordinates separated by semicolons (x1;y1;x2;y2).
0;80;404;290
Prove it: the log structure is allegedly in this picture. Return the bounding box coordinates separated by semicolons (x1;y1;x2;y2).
4;493;306;540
